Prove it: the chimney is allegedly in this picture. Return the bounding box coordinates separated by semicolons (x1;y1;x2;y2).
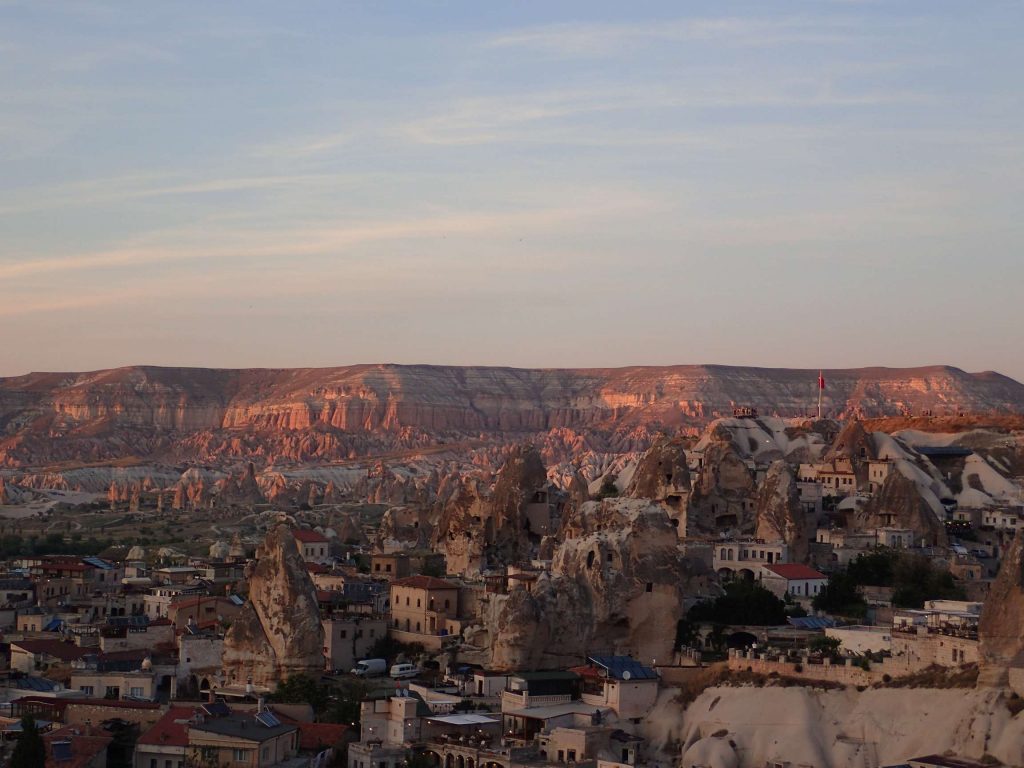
257;696;266;714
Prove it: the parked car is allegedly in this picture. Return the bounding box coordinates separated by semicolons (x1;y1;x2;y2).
351;658;387;677
389;663;418;679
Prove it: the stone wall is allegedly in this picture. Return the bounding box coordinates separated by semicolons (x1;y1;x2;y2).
727;630;980;687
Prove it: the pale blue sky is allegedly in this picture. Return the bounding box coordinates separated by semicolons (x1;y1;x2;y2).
1;2;1022;379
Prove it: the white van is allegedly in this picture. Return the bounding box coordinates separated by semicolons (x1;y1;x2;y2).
351;659;387;677
389;663;418;679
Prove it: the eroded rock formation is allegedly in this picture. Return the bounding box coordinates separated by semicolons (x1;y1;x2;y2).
853;471;947;547
477;498;711;669
754;461;808;562
980;531;1024;686
688;441;756;535
434;445;554;575
626;437;691;509
221;524;324;688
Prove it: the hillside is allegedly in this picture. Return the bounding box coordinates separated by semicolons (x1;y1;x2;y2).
1;363;1022;470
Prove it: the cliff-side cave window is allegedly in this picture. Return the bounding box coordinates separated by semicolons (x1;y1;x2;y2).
645;583;653;593
587;551;596;568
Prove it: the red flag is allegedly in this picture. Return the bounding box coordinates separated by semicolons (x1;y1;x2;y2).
818;372;825;390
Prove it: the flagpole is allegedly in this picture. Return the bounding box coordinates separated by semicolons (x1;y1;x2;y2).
818;370;823;420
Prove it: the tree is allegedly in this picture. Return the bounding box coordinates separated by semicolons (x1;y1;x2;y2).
11;716;46;768
674;619;699;650
687;579;788;626
595;474;619;500
809;635;842;657
812;571;867;618
270;675;329;713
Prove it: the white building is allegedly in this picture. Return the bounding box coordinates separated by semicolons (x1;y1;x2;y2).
713;540;789;579
758;563;828;600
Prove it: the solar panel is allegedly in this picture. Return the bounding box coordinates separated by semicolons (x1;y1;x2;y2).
256;711;281;728
82;557;114;570
587;655;659;681
51;740;73;762
202;701;231;717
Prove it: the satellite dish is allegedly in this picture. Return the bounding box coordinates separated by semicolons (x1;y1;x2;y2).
621;670;631;681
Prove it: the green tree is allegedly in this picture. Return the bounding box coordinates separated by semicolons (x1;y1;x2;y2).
809;635;842;657
674;618;699;650
595;474;619;500
812;571;867;617
270;675;329;713
11;716;46;768
687;579;788;626
847;549;896;586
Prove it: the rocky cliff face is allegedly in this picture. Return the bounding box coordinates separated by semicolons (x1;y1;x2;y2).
221;524;324;688
853;472;947;547
754;461;809;561
688;441;757;535
980;531;1024;681
478;498;711;669
433;445;551;575
626;437;691;503
1;363;1021;468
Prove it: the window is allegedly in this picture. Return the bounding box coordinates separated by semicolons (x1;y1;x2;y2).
233;748;250;761
417;598;421;607
444;599;450;610
645;583;653;593
568;750;576;762
340;629;347;639
130;687;144;698
79;686;94;696
105;686;120;698
151;760;157;768
165;760;172;768
386;564;392;572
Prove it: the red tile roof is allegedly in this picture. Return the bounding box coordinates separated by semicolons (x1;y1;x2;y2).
136;706;198;747
294;721;350;750
763;564;827;581
11;639;91;662
292;528;329;544
390;575;458;590
44;725;114;768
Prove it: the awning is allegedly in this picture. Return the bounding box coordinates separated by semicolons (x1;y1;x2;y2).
425;714;499;726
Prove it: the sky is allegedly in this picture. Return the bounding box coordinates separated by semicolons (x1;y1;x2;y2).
1;1;1022;380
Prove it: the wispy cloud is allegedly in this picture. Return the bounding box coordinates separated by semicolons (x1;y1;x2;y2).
401;83;930;146
484;16;872;56
249;130;352;159
0;195;653;282
0;172;344;216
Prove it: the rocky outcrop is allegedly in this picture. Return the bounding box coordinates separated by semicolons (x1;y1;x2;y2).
754;461;808;561
626;437;691;509
2;364;1022;468
688;441;756;535
825;420;877;486
980;531;1024;684
216;462;265;506
853;472;947;547
222;524;324;688
478;498;711;669
433;445;552;575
